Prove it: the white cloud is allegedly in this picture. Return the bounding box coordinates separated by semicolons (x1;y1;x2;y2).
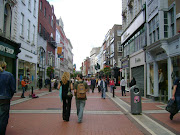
48;0;122;70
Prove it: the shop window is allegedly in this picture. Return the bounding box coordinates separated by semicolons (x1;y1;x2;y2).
158;60;168;102
171;56;180;81
149;63;154;95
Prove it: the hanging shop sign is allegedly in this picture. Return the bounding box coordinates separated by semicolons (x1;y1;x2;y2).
0;41;16;58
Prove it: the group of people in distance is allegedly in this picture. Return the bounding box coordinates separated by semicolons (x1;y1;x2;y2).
0;60;180;135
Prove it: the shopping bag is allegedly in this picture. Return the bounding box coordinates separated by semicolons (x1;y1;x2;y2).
165;99;179;114
59;86;62;102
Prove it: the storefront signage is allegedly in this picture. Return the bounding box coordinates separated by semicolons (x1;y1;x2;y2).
122;60;129;68
121;11;145;44
25;54;33;59
135;58;141;63
0;45;14;55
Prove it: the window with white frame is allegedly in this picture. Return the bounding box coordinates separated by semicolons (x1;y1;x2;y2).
20;13;24;36
51;16;53;27
44;8;46;17
28;0;31;11
27;20;30;40
117;30;122;36
164;11;168;38
33;25;35;44
110;43;114;54
39;24;41;34
170;7;175;37
33;0;36;16
40;1;42;10
117;41;122;52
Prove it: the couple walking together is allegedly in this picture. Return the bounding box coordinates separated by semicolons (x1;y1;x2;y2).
58;72;88;123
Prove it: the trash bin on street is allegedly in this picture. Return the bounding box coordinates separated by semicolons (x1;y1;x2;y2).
130;86;142;115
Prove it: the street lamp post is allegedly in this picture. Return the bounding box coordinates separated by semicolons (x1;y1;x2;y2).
49;72;52;92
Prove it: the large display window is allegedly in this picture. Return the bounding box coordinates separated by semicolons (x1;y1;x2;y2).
171;56;180;81
158;60;168;101
149;63;154;95
18;60;36;90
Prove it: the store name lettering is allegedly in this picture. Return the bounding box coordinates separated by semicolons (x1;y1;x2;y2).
0;45;14;54
135;58;141;63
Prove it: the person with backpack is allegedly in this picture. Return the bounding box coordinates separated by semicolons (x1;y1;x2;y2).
57;72;73;122
170;77;180;120
74;74;88;123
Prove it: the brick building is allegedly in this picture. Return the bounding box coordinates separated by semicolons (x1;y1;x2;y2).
37;0;56;83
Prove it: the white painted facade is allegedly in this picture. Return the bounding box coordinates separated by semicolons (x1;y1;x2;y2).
11;0;39;90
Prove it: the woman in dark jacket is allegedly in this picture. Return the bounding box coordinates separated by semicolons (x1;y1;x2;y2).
58;72;73;122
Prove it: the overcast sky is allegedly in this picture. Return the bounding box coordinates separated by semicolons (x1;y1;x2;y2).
48;0;122;70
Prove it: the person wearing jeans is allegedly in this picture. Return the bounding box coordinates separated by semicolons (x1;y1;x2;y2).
170;77;180;120
74;74;88;123
0;61;16;135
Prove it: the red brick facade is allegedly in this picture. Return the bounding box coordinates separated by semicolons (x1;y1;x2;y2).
38;0;56;65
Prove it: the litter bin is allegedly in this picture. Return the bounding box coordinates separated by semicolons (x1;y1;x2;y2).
130;86;142;115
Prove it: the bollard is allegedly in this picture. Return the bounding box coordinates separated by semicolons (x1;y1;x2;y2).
31;86;34;95
113;87;115;97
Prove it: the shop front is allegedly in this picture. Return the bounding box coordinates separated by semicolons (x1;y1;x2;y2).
130;49;146;96
146;35;180;101
18;48;37;91
121;56;130;89
0;36;20;84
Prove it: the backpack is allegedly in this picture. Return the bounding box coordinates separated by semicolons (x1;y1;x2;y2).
77;82;86;99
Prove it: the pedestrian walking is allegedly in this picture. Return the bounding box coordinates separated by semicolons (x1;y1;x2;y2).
86;78;91;92
100;77;106;99
0;61;16;135
57;72;72;122
98;78;101;92
120;77;127;96
38;76;42;89
105;78;108;92
110;78;115;93
91;77;96;93
74;74;88;123
170;77;180;120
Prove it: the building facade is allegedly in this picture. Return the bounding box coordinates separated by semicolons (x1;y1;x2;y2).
38;0;56;86
10;0;39;90
90;47;100;76
146;0;180;101
121;0;146;95
0;1;21;91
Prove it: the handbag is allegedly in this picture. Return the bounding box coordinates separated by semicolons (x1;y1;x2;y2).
59;85;62;102
165;98;179;114
67;81;73;98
